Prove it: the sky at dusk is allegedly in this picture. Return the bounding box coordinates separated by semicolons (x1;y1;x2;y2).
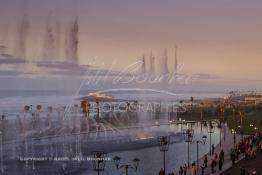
1;0;262;81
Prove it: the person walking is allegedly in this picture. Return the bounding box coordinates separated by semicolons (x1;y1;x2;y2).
183;164;187;175
200;163;205;175
230;150;236;165
204;155;208;168
211;159;216;173
179;166;183;175
219;149;224;162
218;157;223;171
191;162;196;175
212;144;215;155
159;168;165;175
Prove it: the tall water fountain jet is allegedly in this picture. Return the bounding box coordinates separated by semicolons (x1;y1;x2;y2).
41;0;61;62
15;0;30;59
42;12;55;62
65;16;79;64
53;0;61;61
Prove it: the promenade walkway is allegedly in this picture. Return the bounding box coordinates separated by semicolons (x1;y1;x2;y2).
199;127;242;175
221;152;262;175
174;126;242;175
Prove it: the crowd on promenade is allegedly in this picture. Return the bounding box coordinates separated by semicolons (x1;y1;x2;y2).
230;131;262;174
159;148;225;175
158;130;262;175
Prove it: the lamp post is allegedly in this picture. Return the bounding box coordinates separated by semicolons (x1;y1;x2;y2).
0;115;5;174
23;106;30;168
231;129;236;147
96;99;100;119
220;103;225;145
182;129;194;167
157;136;170;174
238;125;244;140
250;124;258;134
207;122;214;156
191;135;207;175
218;121;222;148
200;102;204;133
113;156;140;175
239;111;244;139
92;151;107;175
190;96;194;118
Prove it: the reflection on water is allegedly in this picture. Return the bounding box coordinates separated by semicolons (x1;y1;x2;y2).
82;123;222;175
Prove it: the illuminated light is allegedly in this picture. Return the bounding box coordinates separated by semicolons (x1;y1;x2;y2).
135;136;154;140
88;93;113;99
224;96;229;100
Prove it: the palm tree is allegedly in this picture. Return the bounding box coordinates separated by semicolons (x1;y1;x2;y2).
190;96;194;106
200;102;204;132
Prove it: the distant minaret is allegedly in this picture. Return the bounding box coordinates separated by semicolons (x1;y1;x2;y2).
149;51;155;77
174;46;178;74
141;54;146;75
162;48;169;75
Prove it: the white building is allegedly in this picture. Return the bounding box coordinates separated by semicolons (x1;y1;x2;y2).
245;96;262;104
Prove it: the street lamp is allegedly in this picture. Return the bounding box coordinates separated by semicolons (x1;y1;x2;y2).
231;129;236;147
191;135;207;175
96;99;100;119
238;125;244;139
239;111;244;139
0;115;6;174
207;122;214;156
182;129;194;167
113;156;140;175
158;136;170;174
92;151;107;175
220;103;226;142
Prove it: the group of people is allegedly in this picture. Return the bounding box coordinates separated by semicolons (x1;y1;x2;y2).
178;164;188;175
159;149;224;175
159;131;262;175
209;149;225;174
231;131;262;166
158;163;193;175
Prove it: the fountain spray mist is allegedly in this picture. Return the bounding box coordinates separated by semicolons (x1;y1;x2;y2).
15;0;29;59
42;12;55;62
65;0;79;65
42;0;61;62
